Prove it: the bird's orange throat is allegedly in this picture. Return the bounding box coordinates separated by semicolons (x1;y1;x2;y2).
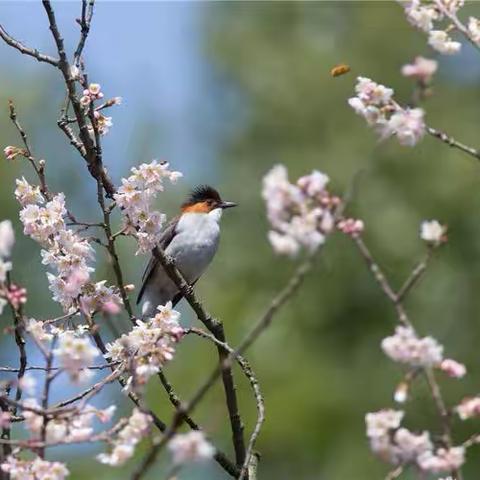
181;201;211;213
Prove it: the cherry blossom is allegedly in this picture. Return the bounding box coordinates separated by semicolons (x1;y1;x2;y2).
468;17;480;44
418;446;465;473
420;219;446;244
97;408;152;467
348;77;425;146
114;160;182;255
456;397;480;420
381;326;443;367
53;331;100;383
262;165;338;256
428;30;462;54
440;358;466;378
0;220;15;258
105;302;184;388
168;431;215;465
1;456;69;480
337;218;364;237
402;56;438;82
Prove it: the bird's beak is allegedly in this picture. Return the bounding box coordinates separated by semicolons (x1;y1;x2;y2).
220;201;237;209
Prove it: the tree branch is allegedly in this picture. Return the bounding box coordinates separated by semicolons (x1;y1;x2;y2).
0;24;59;66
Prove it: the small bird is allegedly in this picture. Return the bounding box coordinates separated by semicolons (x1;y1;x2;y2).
137;185;237;317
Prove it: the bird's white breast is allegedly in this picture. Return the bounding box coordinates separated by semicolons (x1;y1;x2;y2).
165;210;221;283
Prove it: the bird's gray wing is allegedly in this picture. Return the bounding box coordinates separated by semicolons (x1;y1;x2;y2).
136;216;179;305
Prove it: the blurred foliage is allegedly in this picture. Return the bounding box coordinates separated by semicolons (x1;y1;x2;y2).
2;1;480;480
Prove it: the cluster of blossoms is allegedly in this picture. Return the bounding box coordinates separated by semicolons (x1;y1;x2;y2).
53;330;100;382
97;408;152;466
0;220;15;314
420;219;447;245
27;321;101;383
262;165;339;257
23;400;115;443
381;325;465;378
80;83;104;106
105;302;184;389
114;160;182;254
168;431;215;465
79;83;120;136
16;179;121;313
337;218;364;238
366;409;465;472
1;456;69;480
349;77;425;147
399;0;466;54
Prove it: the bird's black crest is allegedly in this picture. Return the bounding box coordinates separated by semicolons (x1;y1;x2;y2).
183;185;221;206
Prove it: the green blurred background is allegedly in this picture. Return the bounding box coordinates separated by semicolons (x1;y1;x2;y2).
1;1;480;479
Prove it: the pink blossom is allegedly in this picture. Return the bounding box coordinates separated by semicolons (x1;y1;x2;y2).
337;218;364;237
0;412;11;428
402;56;438;82
440;358;466;378
1;283;22;313
4;145;20;160
456;397;480;420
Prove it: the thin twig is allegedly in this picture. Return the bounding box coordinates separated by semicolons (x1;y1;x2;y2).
397;247;434;302
427;126;480;162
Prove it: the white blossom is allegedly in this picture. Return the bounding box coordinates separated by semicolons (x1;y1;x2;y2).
418;446;465;473
381;326;443;367
349;77;425;146
14;177;43;206
97;408;151;466
468;17;480;44
0;220;15;258
114;160;182;254
366;409;404;438
53;331;100;383
385;108;425;147
428;30;462;54
262;165;337;256
420;220;446;244
105;302;183;388
1;456;69;480
168;431;215;465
